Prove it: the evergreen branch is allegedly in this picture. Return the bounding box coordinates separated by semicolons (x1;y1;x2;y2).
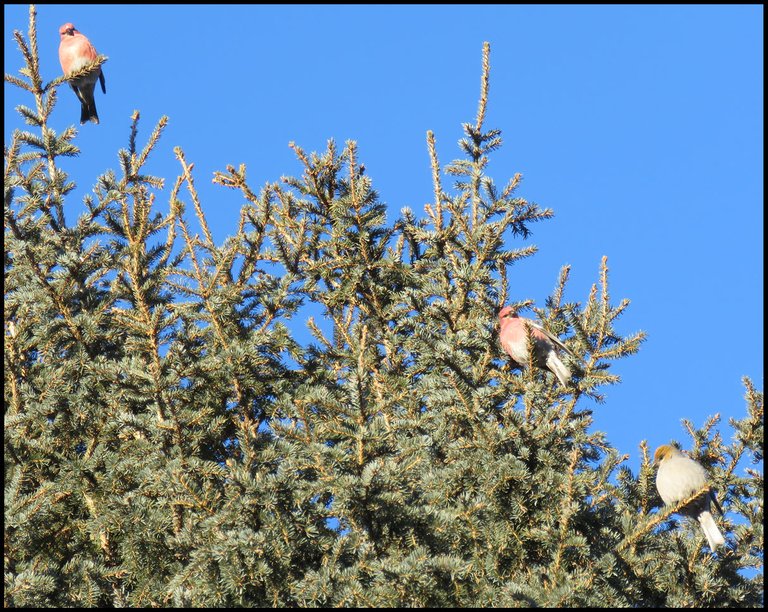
134;115;168;181
175;147;214;250
4;322;25;416
425;130;444;230
616;483;719;555
475;42;491;133
597;256;611;353
550;265;571;312
499;172;522;201
550;444;583;579
4;73;32;90
4;130;22;183
46;55;108;93
306;316;334;352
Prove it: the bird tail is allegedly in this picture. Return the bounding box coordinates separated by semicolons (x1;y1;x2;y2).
698;510;725;550
80;99;99;124
547;354;572;389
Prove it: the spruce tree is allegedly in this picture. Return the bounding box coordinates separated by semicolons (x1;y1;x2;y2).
5;7;763;607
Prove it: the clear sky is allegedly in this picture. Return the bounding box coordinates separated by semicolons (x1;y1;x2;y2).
4;4;763;473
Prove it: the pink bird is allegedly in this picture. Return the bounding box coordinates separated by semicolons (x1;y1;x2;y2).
498;305;574;388
58;22;106;125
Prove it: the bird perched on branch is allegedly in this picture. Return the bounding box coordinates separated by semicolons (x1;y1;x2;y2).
58;22;106;124
498;305;574;389
654;444;725;550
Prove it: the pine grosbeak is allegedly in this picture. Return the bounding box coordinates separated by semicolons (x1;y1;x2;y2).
654;444;725;550
59;22;105;124
498;305;573;389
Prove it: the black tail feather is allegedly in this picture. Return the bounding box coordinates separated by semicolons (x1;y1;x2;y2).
80;101;99;125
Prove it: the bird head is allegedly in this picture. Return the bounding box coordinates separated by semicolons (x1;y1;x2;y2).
499;303;534;322
59;23;77;37
498;305;518;322
653;444;679;465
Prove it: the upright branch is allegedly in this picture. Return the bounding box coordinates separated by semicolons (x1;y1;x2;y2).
475;41;491;133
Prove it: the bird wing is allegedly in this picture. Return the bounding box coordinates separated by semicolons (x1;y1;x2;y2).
528;320;574;357
709;489;724;516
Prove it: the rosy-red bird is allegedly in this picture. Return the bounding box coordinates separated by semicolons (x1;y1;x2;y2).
58;22;106;125
498;305;573;388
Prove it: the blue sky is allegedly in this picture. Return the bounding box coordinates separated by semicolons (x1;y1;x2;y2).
4;4;763;474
